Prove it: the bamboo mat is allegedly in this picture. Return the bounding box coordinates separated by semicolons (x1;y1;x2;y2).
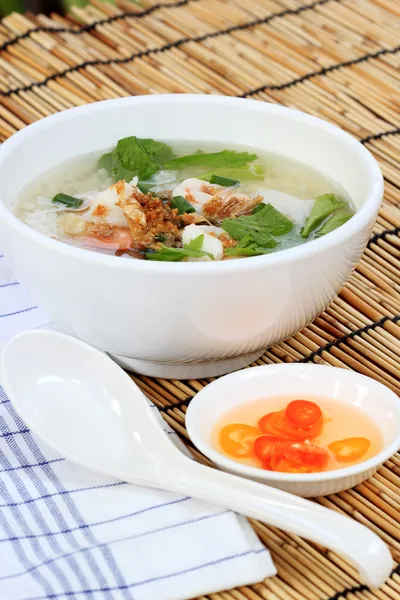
1;0;400;598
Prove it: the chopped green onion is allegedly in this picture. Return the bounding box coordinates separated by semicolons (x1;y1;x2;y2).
170;195;196;214
137;182;153;194
209;174;240;187
155;233;167;242
52;193;84;208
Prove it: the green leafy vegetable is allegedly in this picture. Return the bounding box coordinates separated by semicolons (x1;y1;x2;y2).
187;235;204;251
221;203;293;247
52;193;84;208
300;194;347;238
163;150;258;170
146;234;214;262
225;235;273;257
137;182;153;194
116;136;174;181
136;138;174;164
98;152;113;173
209;175;240;187
99;137;174;183
200;164;264;182
252;203;294;236
315;206;355;238
170;195;196;214
225;245;272;257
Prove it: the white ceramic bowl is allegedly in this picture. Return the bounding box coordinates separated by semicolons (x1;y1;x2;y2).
185;363;400;497
0;95;383;379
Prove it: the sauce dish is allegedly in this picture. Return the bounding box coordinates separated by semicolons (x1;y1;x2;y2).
186;363;400;497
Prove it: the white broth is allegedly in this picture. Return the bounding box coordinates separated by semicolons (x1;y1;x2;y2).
15;139;354;261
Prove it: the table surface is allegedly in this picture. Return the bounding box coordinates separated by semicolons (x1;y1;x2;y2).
0;1;399;598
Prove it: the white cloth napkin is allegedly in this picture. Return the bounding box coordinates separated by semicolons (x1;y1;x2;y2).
0;251;276;600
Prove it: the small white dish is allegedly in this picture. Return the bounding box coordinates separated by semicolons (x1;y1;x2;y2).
185;363;400;498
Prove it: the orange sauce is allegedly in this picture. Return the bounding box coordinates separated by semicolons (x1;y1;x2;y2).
212;396;382;472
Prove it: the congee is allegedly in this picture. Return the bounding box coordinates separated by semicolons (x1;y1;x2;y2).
16;137;355;261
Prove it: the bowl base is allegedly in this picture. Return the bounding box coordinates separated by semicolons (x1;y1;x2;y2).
109;349;266;379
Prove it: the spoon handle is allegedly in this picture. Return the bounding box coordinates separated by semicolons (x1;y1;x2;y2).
167;460;392;588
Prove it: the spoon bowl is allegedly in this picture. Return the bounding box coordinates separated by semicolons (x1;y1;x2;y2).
0;330;393;589
0;329;177;485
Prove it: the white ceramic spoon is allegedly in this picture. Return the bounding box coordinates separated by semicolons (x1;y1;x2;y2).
0;330;393;588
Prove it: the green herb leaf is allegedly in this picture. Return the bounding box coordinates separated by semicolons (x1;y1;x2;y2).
146;234;214;262
146;248;186;262
236;234;257;248
137;138;175;164
116;137;173;181
221;203;292;247
163;150;258;170
315;206;355;238
137;182;156;194
209;174;240;187
186;234;204;251
52;193;84;208
225;245;272;257
99;137;174;182
98;152;113;173
253;203;293;235
170;195;196;214
300;193;347;238
200;164;264;182
225;232;274;257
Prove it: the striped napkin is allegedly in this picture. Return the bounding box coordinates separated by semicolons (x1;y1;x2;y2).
0;251;276;600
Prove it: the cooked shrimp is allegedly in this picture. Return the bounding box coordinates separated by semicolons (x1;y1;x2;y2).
203;193;263;223
172;178;223;213
57;213;133;250
172;177;263;223
86;179;136;227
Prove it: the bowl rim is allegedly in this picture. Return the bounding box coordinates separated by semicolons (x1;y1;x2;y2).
185;363;400;483
0;94;383;273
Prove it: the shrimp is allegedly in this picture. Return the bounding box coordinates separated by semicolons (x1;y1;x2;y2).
172;178;218;213
57;213;133;250
86;180;135;227
203;193;263;223
172;178;263;224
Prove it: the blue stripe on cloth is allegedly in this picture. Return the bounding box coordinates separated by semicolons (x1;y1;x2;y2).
0;281;19;288
0;492;55;597
0;386;132;600
28;548;268;599
0;419;91;595
0;510;232;581
0;416;79;597
0;482;126;508
0;496;192;542
0;428;30;438
0;306;38;319
0;458;64;472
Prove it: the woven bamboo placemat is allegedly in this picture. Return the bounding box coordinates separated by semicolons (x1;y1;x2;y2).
0;0;399;598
